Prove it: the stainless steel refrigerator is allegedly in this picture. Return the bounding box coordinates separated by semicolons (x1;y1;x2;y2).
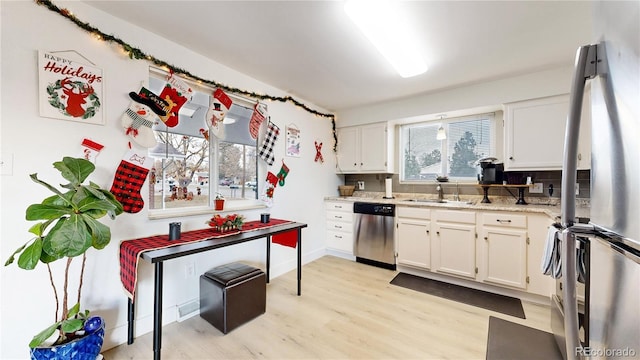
556;1;640;359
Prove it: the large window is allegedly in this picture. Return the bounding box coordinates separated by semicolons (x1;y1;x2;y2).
147;72;258;213
400;113;494;182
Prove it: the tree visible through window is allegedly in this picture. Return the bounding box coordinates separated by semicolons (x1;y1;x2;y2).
400;114;494;182
147;73;258;212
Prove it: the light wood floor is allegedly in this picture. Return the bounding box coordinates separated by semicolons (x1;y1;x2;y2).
103;255;553;359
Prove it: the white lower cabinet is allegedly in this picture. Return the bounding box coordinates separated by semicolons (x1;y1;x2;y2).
396;207;431;269
395;206;554;298
325;201;354;257
478;212;528;289
432;210;477;279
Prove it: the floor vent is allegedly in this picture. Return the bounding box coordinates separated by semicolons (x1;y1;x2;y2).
177;300;200;322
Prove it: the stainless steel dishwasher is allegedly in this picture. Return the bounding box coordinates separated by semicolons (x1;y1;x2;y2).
353;202;396;270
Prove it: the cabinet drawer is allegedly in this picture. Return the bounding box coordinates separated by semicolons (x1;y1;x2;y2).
481;213;527;228
397;206;431;219
435;210;475;224
326;230;354;254
326;211;353;222
325;201;352;212
327;220;352;232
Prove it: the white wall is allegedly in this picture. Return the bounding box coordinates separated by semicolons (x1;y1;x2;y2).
0;2;341;358
336;66;574;127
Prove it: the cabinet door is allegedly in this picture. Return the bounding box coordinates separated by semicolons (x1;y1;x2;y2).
397;219;431;269
336;127;359;172
359;123;388;172
480;227;528;289
505;95;569;170
432;222;476;279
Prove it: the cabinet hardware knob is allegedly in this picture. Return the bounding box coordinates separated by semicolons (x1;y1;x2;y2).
335;215;342;219
436;231;440;235
484;236;488;240
335;235;343;239
335;225;342;229
509;156;514;160
496;219;512;223
426;230;430;234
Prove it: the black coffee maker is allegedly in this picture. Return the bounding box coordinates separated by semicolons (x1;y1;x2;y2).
478;157;504;184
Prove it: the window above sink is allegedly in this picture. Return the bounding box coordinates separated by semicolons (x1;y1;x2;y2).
399;113;497;184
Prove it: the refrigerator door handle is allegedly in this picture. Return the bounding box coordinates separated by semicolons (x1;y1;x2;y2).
561;44;597;229
561;44;597;360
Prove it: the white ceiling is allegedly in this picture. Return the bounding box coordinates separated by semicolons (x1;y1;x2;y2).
81;1;593;112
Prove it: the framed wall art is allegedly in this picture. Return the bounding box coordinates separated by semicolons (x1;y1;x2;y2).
38;50;104;125
285;123;300;157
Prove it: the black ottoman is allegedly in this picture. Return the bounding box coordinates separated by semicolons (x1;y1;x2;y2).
199;262;266;334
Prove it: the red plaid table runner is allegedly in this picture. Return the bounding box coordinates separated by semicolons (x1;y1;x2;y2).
120;218;293;300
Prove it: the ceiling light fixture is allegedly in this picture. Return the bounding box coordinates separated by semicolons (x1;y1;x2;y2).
436;115;447;140
344;0;428;78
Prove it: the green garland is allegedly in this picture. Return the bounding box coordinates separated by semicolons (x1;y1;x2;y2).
35;0;338;152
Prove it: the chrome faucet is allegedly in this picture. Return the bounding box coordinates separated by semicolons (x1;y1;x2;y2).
436;184;444;202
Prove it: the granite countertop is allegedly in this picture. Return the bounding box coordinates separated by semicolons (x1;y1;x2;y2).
325;191;591;222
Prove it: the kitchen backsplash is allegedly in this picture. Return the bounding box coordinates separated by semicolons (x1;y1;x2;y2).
344;170;590;199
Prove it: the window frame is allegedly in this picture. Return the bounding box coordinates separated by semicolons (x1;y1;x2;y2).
399;113;496;184
147;68;264;219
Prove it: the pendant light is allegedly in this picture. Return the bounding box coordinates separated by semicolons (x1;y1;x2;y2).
436;115;447;140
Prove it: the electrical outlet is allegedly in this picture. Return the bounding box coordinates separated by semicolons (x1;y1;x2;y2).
575;183;580;195
185;262;195;278
530;182;543;193
357;181;365;190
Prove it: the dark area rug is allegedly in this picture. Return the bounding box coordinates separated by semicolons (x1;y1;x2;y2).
390;273;525;319
486;316;562;360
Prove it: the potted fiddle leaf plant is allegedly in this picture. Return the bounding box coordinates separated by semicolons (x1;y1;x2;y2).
4;156;123;359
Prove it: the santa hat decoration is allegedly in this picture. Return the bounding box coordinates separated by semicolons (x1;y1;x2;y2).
206;88;233;139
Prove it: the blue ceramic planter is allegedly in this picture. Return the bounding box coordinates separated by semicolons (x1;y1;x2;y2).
30;318;105;360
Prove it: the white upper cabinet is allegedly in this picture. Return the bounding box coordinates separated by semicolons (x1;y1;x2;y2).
336;123;394;173
504;94;591;171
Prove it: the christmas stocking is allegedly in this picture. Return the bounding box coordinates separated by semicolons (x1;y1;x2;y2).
206;88;233;139
260;171;279;207
277;161;290;187
249;102;268;140
122;91;166;148
158;74;193;127
258;120;280;166
79;138;104;164
110;149;153;213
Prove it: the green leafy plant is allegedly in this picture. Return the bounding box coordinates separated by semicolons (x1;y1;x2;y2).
4;157;123;347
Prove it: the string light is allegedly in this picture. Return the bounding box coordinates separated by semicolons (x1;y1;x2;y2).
34;0;338;151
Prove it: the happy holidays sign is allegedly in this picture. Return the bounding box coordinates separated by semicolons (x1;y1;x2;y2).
38;50;104;125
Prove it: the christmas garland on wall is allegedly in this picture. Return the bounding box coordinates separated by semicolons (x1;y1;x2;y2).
35;0;338;152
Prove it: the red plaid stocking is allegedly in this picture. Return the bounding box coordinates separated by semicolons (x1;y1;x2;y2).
110;149;153;213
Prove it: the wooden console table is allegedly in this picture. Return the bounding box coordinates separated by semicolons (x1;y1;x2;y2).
478;184;530;204
120;220;307;360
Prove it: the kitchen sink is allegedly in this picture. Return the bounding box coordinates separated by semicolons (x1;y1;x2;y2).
404;199;474;205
